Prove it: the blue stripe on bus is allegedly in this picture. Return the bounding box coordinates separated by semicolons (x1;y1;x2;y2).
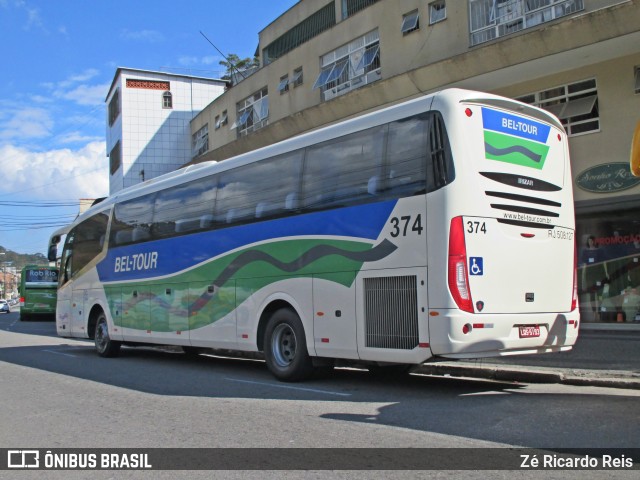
97;200;398;282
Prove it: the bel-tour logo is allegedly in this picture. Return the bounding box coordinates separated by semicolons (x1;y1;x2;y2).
576;162;640;193
481;108;551;170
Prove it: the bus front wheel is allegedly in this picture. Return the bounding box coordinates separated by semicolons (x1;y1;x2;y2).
94;313;121;358
264;308;314;382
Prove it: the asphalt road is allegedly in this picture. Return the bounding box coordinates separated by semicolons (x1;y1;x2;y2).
0;310;638;479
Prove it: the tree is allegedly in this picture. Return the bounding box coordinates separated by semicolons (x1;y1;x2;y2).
219;54;260;81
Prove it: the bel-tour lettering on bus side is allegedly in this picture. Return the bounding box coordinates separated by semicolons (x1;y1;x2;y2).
114;252;159;273
502;117;537;136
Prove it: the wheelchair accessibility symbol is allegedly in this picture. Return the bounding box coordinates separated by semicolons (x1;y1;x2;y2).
469;257;483;276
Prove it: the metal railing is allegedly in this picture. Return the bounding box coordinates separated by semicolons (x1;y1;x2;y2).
469;0;584;46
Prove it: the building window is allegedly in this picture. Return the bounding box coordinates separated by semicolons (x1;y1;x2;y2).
576;209;640;324
109;141;121;175
342;0;379;19
220;110;228;127
401;10;420;35
468;0;584;46
263;3;336;65
429;0;447;24
162;91;173;109
192;124;209;158
278;74;290;94
517;78;599;137
635;66;640;94
292;67;303;87
234;88;269;137
313;30;381;102
108;89;120;126
214;115;220;130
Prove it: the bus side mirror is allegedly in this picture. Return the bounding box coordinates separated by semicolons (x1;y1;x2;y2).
48;236;60;262
48;244;57;262
631;120;640;177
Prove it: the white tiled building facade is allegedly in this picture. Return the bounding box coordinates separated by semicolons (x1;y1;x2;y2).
106;69;226;194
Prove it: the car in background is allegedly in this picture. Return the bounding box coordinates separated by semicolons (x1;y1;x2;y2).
0;299;10;313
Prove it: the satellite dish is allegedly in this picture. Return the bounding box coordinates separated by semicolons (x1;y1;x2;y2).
631;120;640;177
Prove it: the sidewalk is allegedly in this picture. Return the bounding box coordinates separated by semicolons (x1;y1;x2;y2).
416;325;640;390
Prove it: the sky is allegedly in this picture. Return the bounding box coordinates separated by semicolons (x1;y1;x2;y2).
0;0;299;256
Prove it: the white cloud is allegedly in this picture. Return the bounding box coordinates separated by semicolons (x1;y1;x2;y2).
179;55;220;67
0;141;108;200
60;82;110;106
120;29;164;43
0;106;53;141
57;68;100;89
178;56;199;66
2;0;47;32
25;5;43;31
57;131;103;145
30;94;53;104
44;69;107;106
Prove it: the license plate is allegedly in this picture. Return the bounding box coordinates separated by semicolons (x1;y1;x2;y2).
519;325;541;338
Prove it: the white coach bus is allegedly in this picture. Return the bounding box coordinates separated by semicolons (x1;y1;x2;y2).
48;89;579;381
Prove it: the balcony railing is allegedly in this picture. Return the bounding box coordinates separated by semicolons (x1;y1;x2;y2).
469;0;584;46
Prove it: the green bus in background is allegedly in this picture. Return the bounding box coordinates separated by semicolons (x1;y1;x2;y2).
19;265;58;321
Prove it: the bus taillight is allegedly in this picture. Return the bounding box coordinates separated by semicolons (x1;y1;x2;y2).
19;297;25;307
448;216;474;313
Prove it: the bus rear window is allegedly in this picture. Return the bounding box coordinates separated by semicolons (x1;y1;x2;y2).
25;269;58;284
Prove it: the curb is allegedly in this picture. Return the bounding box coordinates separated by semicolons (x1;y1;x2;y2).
415;364;640;390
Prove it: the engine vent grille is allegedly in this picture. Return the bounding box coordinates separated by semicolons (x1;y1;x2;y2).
364;275;419;350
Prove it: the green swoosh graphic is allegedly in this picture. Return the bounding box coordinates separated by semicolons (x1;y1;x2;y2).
106;238;396;332
484;131;550;170
485;143;542;163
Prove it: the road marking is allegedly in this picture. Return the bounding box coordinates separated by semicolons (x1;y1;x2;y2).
43;349;79;358
224;377;351;397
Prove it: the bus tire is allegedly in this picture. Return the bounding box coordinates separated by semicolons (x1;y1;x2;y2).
264;308;314;382
94;312;121;358
182;346;201;356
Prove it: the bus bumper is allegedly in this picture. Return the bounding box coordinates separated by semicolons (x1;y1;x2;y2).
429;310;580;358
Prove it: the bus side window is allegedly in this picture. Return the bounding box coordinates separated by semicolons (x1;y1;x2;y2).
385;115;428;197
302;125;384;210
427;112;455;190
63;255;73;284
72;211;109;276
215;150;303;226
111;195;154;246
152;176;217;238
58;211;108;283
60;231;74;285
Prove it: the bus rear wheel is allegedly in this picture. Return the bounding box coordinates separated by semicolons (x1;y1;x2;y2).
264;308;314;382
94;312;121;358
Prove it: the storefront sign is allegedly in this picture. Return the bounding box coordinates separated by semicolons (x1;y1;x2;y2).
576;163;640;193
